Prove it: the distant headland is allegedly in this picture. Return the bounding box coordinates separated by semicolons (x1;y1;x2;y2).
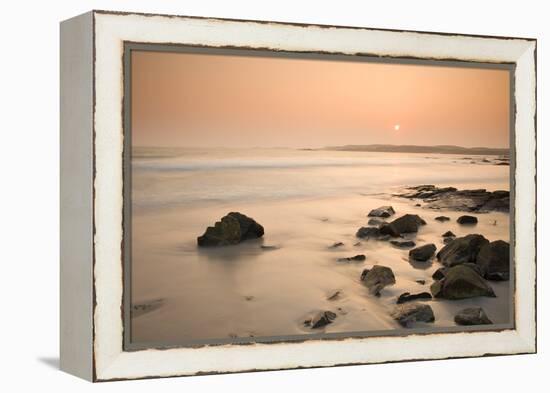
318;144;509;156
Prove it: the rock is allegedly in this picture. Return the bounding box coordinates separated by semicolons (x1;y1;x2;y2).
434;263;483;280
395;185;509;213
367;206;395;218
309;311;337;329
454;307;493;325
457;215;478;225
415;279;426;285
436;234;489;267
431;265;496;300
443;237;454;245
442;231;455;237
329;242;344;249
390;240;416;248
197;212;264;247
432;267;447;280
391;303;435;327
356;226;381;239
337;254;366;262
409;244;436;261
435;216;450;222
327;291;342;301
361;265;396;295
476;240;510;280
415;203;421;207
495;162;510;166
396;292;432;304
396;185;457;199
380;214;426;237
368;217;386;226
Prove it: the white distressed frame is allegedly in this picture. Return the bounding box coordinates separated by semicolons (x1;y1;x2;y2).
90;11;536;381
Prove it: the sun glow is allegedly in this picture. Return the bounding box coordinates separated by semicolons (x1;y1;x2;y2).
394;124;400;131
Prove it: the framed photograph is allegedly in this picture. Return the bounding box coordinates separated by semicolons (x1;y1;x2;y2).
60;10;537;382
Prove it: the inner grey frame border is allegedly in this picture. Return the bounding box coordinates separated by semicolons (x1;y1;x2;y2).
122;42;516;351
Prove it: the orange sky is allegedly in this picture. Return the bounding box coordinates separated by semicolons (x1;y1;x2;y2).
131;50;510;148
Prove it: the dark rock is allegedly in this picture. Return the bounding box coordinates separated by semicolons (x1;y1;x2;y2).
356;226;381;239
380;214;427;237
360;265;396;295
327;291;342;301
329;242;344;249
431;265;496;300
442;231;455;237
368;217;386;227
432;267;447;280
443;237;454;245
457;215;478;225
390;240;416;248
367;206;395;218
415;279;426;285
396;292;432;304
132;299;164;318
495;162;510;166
391;303;435;327
415;203;421;207
433;262;483;280
476;240;510;281
197;212;264;247
409;244;436;261
396;185;509;213
337;254;366;262
454;307;493;325
436;234;489;267
309;311;337;329
397;185;457;199
435;216;450;222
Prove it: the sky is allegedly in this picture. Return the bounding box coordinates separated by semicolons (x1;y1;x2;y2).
131;50;510;149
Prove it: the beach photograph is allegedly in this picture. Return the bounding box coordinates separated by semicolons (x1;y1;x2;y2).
128;49;512;346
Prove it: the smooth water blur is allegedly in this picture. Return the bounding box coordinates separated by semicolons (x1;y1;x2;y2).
131;148;511;344
132;147;509;210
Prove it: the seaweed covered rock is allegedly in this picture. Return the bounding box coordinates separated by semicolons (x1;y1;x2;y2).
367;206;395;218
409;244;436;261
436;234;489;267
454;307;493;326
431;265;496;300
360;265;396;296
379;214;427;237
197;212;264;247
391;303;435;327
476;240;510;281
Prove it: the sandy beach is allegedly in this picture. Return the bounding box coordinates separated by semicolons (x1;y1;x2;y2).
129;147;511;345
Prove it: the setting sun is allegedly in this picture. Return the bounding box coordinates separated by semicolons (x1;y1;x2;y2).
394;124;400;131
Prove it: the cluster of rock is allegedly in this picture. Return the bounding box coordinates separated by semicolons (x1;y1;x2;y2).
395;185;510;213
197;190;509;332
